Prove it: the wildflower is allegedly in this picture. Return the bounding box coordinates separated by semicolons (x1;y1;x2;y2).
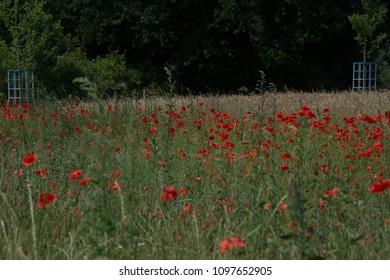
324;187;338;197
320;164;329;172
161;186;178;201
358;148;373;159
198;148;210;155
281;162;289;171
183;203;192;213
178;150;187;158
110;179;125;191
111;169;123;177
278;203;288;212
211;142;219;149
36;193;57;209
219;237;246;253
263;202;271;210
280;153;292;160
319;200;327;210
225;152;235;158
373;142;384;151
306;111;315;119
34;168;48;177
369;179;390;193
21;153;37;166
70;170;83;181
79;177;93;186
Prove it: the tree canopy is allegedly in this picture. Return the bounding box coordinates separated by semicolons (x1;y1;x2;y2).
0;0;389;97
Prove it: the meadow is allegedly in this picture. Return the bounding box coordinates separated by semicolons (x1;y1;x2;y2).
0;90;389;260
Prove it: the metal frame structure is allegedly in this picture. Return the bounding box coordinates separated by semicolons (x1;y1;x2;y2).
352;62;377;92
7;69;35;104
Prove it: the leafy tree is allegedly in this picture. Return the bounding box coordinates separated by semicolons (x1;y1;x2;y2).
2;0;390;95
0;0;66;69
348;0;388;62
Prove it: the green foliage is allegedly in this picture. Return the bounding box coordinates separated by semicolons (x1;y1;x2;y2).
255;70;277;94
49;50;141;99
1;96;389;259
48;48;90;98
348;0;388;62
378;64;390;89
1;0;390;95
0;0;66;68
87;52;141;99
0;40;12;98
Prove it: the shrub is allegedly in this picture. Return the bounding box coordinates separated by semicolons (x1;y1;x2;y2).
378;64;390;90
0;40;12;100
49;50;141;99
87;52;141;99
47;48;90;99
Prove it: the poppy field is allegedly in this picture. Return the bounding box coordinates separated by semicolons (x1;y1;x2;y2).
0;91;389;260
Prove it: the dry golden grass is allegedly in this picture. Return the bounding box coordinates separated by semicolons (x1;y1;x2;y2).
132;90;390;118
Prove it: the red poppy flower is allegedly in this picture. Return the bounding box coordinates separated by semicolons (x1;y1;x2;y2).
358;148;373;159
280;153;292;160
319;200;327;210
183;203;192;213
21;153;37;166
79;177;93;186
373;142;384;151
178;150;187;158
324;187;338;197
281;162;289;171
219;237;246;253
34;168;48;177
198;148;210;155
263;202;271;210
369;180;390;193
70;170;83;181
278;203;288;212
36;193;57;209
161;186;178;201
320;164;329;172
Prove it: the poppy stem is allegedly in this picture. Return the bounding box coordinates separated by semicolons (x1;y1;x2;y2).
116;181;126;221
27;180;38;260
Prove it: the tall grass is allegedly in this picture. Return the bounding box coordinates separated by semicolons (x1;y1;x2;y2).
0;90;389;259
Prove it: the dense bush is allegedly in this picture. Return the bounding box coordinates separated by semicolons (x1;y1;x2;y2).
47;49;141;99
87;52;141;99
0;40;11;99
378;64;390;89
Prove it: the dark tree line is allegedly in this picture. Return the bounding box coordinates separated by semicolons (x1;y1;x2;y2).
0;0;389;98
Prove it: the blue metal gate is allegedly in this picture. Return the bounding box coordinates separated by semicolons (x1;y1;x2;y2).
352;62;377;92
7;70;35;104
